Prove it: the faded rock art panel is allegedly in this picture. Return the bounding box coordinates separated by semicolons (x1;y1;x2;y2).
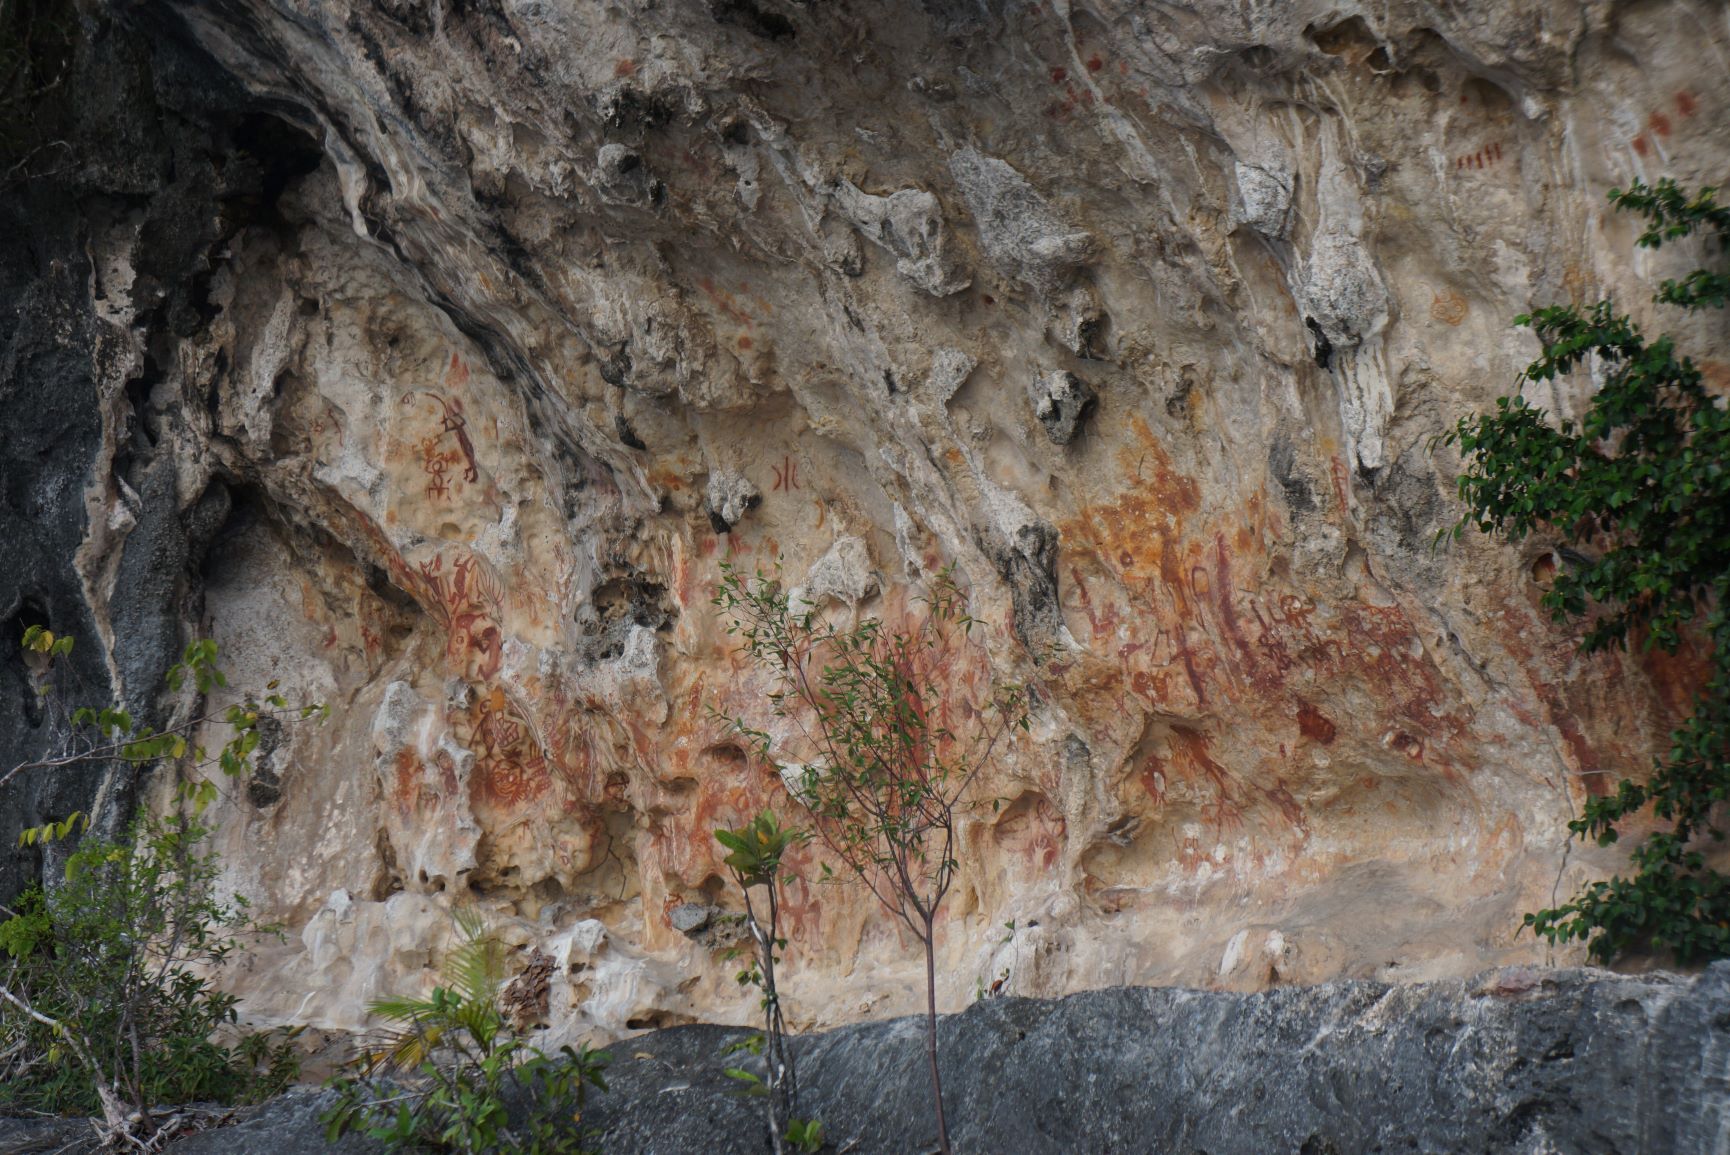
88;0;1727;1041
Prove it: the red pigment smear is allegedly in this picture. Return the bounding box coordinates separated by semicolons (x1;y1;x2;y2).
1086;54;1104;72
1676;91;1698;117
1297;703;1337;745
1633;134;1651;157
1050;66;1067;83
1648;111;1673;137
614;58;636;77
737;335;753;350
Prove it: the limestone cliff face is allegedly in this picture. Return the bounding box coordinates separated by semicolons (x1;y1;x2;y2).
2;0;1726;1041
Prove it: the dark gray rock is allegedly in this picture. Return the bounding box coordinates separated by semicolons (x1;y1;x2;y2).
0;1114;98;1153
1028;370;1097;446
165;1090;382;1155
0;1093;383;1155
584;964;1730;1154
6;966;1723;1153
669;901;717;935
0;6;186;893
0;2;316;898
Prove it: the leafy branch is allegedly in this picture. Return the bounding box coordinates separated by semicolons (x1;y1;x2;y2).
1445;177;1730;963
8;628;327;825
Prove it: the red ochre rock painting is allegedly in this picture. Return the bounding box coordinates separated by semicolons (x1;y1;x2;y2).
166;0;1725;1045
1631;90;1699;157
419;552;505;682
460;686;553;809
403;389;480;500
1454;141;1504;171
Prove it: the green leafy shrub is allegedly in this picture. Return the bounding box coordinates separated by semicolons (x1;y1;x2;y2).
715;563;1030;1155
1446;177;1730;963
0;816;301;1120
323;912;611;1154
0;630;323;1145
714;810;820;1155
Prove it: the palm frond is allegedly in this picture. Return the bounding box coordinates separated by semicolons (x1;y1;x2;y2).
367;995;439;1025
442;911;504;1007
353;908;512;1078
358;1020;445;1074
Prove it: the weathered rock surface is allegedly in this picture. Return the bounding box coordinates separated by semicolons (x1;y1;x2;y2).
2;0;1728;1047
588;964;1730;1154
4;965;1717;1153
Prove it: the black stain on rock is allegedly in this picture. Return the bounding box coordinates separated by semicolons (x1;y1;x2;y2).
1306;317;1334;370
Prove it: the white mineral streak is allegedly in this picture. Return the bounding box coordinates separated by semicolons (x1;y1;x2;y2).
126;0;1728;1042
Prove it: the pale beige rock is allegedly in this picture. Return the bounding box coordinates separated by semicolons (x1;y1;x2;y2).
105;0;1728;1045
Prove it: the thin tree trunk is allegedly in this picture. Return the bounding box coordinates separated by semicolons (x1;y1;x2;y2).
0;983;135;1143
761;914;786;1155
746;885;788;1155
923;923;950;1155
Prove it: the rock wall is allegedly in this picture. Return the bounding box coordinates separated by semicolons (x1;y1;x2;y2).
3;0;1728;1041
577;963;1730;1155
6;964;1719;1153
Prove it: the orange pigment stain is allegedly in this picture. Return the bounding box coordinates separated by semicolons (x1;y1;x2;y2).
696;278;755;328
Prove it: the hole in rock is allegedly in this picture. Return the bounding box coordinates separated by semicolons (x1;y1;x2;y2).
625;1009;696;1031
231;111;325;212
1459;75;1516;117
1308;15;1379;62
123;355;163;452
577;575;676;661
1238;44;1276;70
